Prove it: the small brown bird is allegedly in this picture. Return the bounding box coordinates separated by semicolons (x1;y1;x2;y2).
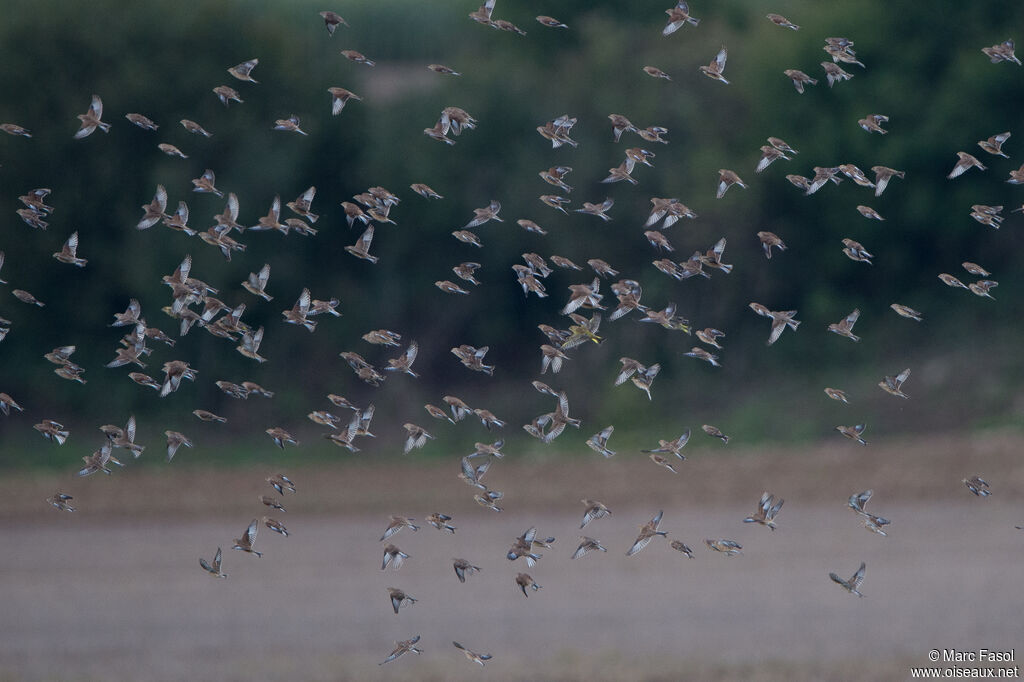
287;186;319;223
191;169;223;197
588;258;619;279
452;558;481;582
539;165;573;193
685;346;721;367
436;280;470;295
263;517;289;537
265;427;298;449
696;328;726;350
228;58;259;82
34;420;69;445
756;145;790;173
982;39;1020;65
540;194;571;213
579;499;611;529
830;562;866;597
878;368;911;399
536;15;568;28
890;304;923;321
744;492;784;530
443;395;474;422
978;131;1011;157
508;527;543;566
0;123;31;137
870;166;904;197
841;238;873;264
766;13;799;29
401;423;433;454
199;548;228;578
240;264;273;301
643;430;691;459
74;95;110;139
382;544;410;570
643;65;672;80
267;473;296;495
362;329;402;347
451;345;494;375
968;280;998;299
192;410;226;423
824;387;850;404
453;641;493;666
700;47;729;84
232;519;262;558
702;424;729;444
379;636;422;665
320;10;348;35
858;114;889;134
716;169;746;198
670;540;694;558
52;232;87;267
451;230;482;247
181;119;212;137
963;476;991;497
77;441;120;477
627;510;667;556
213;85;243;107
155;142;188;158
938;272;969;289
704;538;743;556
572;536;608;559
514;573;542;597
460;458;491;491
428;513;456;533
585;426;615;458
644;230;674;252
836;423;867;445
164;430;192;462
962;262;992;277
848;490;890;536
125;113;158;130
857;205;884;221
341;49;375;66
13;289;44;307
821;61;853;87
345;225;379;263
427;63;460;76
624;359;661;400
274;115;307;135
408;183;441;201
828;309;861;342
947;151;986;179
129;373;161;390
575;198;614;221
663;2;700;35
785;174;812;192
602;161;638;185
784;69;818;93
261;496;285;512
757;231;787;259
17;208;48;230
46;492;75;512
386;587;417;614
386;342;420;378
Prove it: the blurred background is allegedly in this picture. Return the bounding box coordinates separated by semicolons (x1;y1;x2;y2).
2;1;1024;680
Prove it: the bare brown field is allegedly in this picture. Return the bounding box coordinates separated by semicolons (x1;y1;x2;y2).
1;431;1022;681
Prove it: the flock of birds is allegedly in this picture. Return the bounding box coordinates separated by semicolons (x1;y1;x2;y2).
1;1;1019;669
